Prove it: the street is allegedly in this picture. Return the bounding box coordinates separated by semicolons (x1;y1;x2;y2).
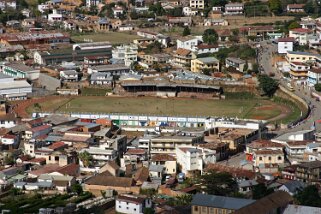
258;41;321;134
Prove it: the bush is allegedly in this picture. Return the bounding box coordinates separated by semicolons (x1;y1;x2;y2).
315;83;321;92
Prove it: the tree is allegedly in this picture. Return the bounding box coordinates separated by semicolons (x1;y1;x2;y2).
199;171;237;196
78;151;93;167
258;74;279;97
304;1;315;14
315;83;321;92
149;2;165;16
288;21;300;30
202;29;218;45
209;0;228;7
71;183;83;195
252;183;274;199
268;0;282;15
182;26;191;36
295;185;321;207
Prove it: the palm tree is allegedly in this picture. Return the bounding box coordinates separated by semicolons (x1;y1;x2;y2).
78;151;92;167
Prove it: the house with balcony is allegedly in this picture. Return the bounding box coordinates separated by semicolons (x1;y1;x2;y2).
296;160;321;184
252;149;284;169
287;4;305;13
60;70;78;82
173;48;194;69
277;37;295;54
225;57;246;72
189;0;204;9
289;28;314;45
289;61;310;79
150;135;203;155
191;57;219;73
90;72;113;86
308;67;321;86
224;3;244;15
112;44;138;67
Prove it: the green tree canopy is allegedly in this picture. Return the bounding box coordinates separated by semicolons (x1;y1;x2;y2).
315;83;321;92
295;185;321;207
288;21;300;30
268;0;282;14
78;151;93;167
199;170;237;196
183;26;191;36
71;183;83;195
252;183;274;199
258;74;279;97
202;29;218;45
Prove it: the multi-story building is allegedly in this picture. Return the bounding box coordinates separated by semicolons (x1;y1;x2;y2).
252;149;284;168
112;44;138;66
286;51;319;63
189;0;204;9
296;160;321;184
289;28;314;45
191;194;255;214
176;146;216;176
80;146;118;163
191;57;219;73
90;72;113;86
176;36;201;51
277;37;295;54
308;68;321;86
150;135;203;155
173;48;194;68
287;4;305;13
116;195;152;214
224;3;244;15
139;53;170;66
289;61;310;79
225;57;246;72
1;62;40;80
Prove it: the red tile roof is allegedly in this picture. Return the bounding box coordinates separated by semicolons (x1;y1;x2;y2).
31;124;51;132
290;28;312;33
126;148;146;155
151;154;176;161
48;141;66;150
287;4;305;9
57;163;79;176
206;163;255;179
278;37;295;42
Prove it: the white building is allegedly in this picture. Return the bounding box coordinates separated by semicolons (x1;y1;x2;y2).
183;7;198;16
176;36;201;51
272;130;315;145
189;0;204;9
176;146;216;175
277;37;295;54
80;144;118;164
60;70;78;82
38;3;51;13
112;44;138;66
308;68;321;86
194;44;219;55
0;73;32;100
48;10;63;22
113;6;124;18
289;28;314;45
0;0;16;10
116;195;152;214
224;3;244;15
86;0;101;8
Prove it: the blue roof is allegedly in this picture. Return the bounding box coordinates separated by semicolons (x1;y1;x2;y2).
191;194;255;210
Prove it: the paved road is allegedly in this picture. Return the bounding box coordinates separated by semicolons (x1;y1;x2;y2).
258;41;321;134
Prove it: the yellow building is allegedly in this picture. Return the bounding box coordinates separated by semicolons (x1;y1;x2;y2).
191;57;219;73
191;193;255;214
253;149;284;168
286;51;319;63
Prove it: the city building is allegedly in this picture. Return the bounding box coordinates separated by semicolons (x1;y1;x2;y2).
224;3;244;15
296;160;321;184
191;57;219;73
176;36;201;51
225;57;246;72
112;44;138;66
308;67;321;86
116;195;152;214
1;62;40;80
191;193;255;214
189;0;204;9
287;4;305;13
0;73;32;100
277;37;295;54
289;28;314;45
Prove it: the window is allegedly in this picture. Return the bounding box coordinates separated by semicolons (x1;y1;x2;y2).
259;157;263;161
194;206;198;211
202;207;207;212
278;156;282;160
268;156;272;161
127;207;129;209
134;208;136;211
119;206;121;208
